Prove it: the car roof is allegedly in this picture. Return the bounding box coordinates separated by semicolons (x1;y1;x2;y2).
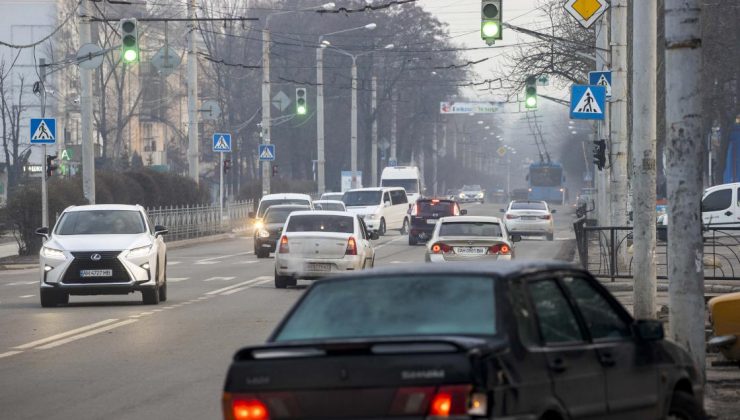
265;204;311;210
65;204;143;213
704;183;740;194
261;193;312;200
314;200;345;204
438;215;503;223
288;210;356;217
346;187;404;192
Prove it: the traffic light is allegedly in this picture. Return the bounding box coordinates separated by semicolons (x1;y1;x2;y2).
223;158;232;174
120;18;139;64
525;76;537;109
593;139;607;170
481;0;503;45
295;88;307;115
272;164;278;177
46;154;58;178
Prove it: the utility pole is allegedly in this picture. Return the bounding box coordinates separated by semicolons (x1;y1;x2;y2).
665;0;705;378
371;76;378;187
350;57;359;188
609;0;628;227
187;0;199;185
390;93;397;163
432;121;438;195
79;1;95;204
317;47;326;194
260;28;271;196
595;11;610;227
632;0;658;319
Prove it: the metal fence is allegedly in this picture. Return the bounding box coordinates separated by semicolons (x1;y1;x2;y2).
574;218;740;281
146;200;254;242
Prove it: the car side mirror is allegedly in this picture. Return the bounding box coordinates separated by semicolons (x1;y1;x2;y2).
460;209;468;215
35;227;50;239
510;234;522;243
551;209;557;214
248;211;256;219
384;201;391;208
369;231;380;240
632;319;664;341
154;225;169;237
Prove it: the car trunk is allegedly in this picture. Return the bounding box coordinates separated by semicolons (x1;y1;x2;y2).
284;232;351;259
436;238;510;257
224;337;503;419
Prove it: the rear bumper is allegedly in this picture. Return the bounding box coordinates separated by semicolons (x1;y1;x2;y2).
409;224;436;240
275;255;364;278
425;253;512;263
505;221;553;234
255;237;278;252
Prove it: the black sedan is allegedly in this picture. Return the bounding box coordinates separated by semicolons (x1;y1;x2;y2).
222;261;704;420
253;204;310;258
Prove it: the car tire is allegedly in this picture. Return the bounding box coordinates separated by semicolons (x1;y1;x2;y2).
379;218;386;236
256;249;269;258
401;219;409;235
409;236;418;246
40;289;59;307
158;259;168;302
274;270;289;289
547;233;554;241
142;284;160;305
668;390;704;420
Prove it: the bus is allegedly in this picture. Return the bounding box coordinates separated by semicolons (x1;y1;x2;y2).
527;162;565;204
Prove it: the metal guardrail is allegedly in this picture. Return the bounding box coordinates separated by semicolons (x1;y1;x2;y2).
146;200;254;242
574;219;740;281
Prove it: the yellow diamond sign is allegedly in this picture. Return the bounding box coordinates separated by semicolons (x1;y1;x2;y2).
497;146;507;158
564;0;609;28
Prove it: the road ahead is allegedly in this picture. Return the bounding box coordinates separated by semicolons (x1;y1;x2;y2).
0;203;574;419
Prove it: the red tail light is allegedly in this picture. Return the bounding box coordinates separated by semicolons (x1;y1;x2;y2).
389;385;488;418
223;394;269;420
506;214;519;220
540;214;551;220
428;386;469;416
278;235;289;253
346;237;357;255
431;242;453;254
488;244;511;255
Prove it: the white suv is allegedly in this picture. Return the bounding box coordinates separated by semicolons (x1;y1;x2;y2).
36;204;169;307
343;187;409;235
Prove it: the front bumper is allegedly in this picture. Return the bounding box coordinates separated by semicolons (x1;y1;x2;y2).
275;254;364;279
361;217;382;231
426;253;512;263
255;236;279;252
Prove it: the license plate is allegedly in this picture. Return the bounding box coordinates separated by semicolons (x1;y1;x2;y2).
80;269;113;278
426;219;438;225
522;216;537;220
454;247;487;255
307;263;332;272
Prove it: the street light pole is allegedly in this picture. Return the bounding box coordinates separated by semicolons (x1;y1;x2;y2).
350;56;358;189
316;46;326;194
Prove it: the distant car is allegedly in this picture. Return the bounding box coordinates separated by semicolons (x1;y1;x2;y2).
657;213;668;241
444;189;460;201
319;192;344;201
406;198;466;245
223;261;704;420
313;200;346;212
249;193;313;220
425;215;519;262
458;184;485;203
253;204;310;258
273;211;378;288
502;200;556;241
36;204;168;307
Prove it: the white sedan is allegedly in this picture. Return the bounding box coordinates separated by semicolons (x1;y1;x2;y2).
501;200;556;241
274;211;377;288
425;216;519;263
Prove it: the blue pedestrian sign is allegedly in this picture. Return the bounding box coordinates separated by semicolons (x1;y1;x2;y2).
388;158;398;167
258;144;276;161
570;85;606;120
30;118;56;144
212;133;231;152
588;70;612;99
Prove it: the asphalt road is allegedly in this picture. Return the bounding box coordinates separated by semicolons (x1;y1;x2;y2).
0;203;574;419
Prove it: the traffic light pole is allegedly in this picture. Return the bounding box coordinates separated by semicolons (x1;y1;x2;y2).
317;47;326;194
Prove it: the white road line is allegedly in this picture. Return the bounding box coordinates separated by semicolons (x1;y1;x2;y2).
220;279;272;296
36;319;139;350
0;351;23;359
167;261;182;266
374;236;405;250
389;261;403;264
19;295;34;299
138;312;154;316
194;261;218;265
195;251;251;265
5;281;37;286
205;277;269;295
168;277;189;283
14;319;120;350
234;260;260;265
204;276;236;282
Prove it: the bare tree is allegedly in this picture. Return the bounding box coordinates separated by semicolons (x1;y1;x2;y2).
0;60;32;191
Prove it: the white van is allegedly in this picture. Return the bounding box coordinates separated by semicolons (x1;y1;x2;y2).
702;183;740;226
343;187;409;235
380;166;423;203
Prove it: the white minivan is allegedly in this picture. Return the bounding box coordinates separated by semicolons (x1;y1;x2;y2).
702;183;740;226
380;166;423;203
343;187;409;235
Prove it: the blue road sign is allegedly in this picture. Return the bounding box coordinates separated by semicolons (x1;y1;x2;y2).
570;85;606;120
30;118;56;144
212;133;232;152
388;158;398;167
588;71;612;98
259;144;276;161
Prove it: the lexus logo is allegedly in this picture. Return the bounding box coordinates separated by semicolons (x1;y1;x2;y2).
90;253;102;261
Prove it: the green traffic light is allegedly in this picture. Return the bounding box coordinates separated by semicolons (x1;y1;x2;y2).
482;21;500;38
525;96;537;108
123;49;138;63
297;105;307;115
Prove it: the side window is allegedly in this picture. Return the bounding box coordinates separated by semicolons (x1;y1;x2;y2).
383;192;392;204
702;189;732;212
357;217;368;239
528;279;584;345
562;277;631;341
509;281;538;347
147;215;155;234
391;190;407;205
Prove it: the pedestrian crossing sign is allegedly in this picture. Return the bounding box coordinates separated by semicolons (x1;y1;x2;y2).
570;85;606;120
588;70;612;98
30;118;56;144
212;133;232;152
259;144;275;161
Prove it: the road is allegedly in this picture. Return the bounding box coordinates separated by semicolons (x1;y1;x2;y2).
0;203;574;419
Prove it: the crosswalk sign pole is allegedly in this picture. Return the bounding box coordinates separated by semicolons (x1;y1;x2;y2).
219;152;224;223
41;144;49;229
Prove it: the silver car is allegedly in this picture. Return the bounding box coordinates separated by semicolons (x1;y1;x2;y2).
502;200;556;241
36;204;168;307
425;216;520;262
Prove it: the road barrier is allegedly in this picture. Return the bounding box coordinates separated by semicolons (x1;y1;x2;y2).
147;200;254;241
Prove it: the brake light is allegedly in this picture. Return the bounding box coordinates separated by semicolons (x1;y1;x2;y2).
278;235;289;253
389;385;488;418
428;386;469;417
431;242;452;254
506;214;519;220
488;244;511;255
540;214;551;220
431;199;440;204
223;394;269;420
429;393;452;416
346;237;357;255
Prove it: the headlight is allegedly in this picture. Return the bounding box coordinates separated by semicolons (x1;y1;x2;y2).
477;192;484;198
258;229;270;238
41;246;65;259
459;193;466;198
254;220;265;230
127;245;152;259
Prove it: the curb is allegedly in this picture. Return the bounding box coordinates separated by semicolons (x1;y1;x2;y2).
599;281;740;295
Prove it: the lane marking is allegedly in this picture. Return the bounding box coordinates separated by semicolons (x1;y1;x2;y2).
195;251;251;265
206;277;269;295
5;281;37;286
138;312;154;316
0;351;23;359
168;277;189;283
167;261;182;266
204;276;236;282
234;260;260;265
36;319;139;350
389;261;403;264
194;261;218;265
14;319;119;350
19;295;34;299
220;279;272;296
374;236;405;250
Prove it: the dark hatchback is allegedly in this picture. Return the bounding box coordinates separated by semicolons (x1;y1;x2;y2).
407;198;466;245
253;205;310;258
222;261;704;420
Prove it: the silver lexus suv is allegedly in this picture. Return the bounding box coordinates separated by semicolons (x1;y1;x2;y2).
36;204;168;307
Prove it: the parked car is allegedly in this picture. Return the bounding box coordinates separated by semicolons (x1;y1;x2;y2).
313;200;346;212
701;182;740;226
458;184;486;203
319;192;344;201
223;261;704;420
425;215;519;262
249;193;313;220
36;204;168;307
253;204;310;258
343;187;409;235
273;211;378;288
406;198;466;245
502;200;556;241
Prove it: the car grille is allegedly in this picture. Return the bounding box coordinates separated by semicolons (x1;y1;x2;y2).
62;251;131;284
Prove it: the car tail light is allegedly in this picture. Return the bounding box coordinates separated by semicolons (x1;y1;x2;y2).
223;393;269;420
388;386;488;418
431;242;452;254
428;386;471;417
505;214;519;220
278;235;289;253
489;244;511;255
540;215;551;220
346;237;358;255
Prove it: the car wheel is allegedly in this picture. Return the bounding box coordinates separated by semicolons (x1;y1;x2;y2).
409;236;418;246
667;390;704;420
401;219;409;235
274;269;289;289
142;283;160;305
547;233;554;241
40;289;59;307
256;249;269;258
158;259;168;302
379;218;386;236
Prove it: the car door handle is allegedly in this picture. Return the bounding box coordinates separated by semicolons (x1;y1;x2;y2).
598;351;616;367
548;358;567;373
725;211;733;216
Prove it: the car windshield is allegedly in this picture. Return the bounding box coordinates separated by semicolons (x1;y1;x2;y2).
286;215;354;233
55;210;146;235
380;179;417;193
315;202;345;211
417;201;456;215
439;222;503;237
257;199;310;217
265;208;303;224
529;167;563;187
274;275;496;341
511;202;547;211
343;191;382;207
320;193;344;201
462;185;481;191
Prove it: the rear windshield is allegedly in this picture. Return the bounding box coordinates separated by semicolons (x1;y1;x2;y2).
257;199;310;217
343;191;381;207
265;207;305;224
56;210;146;235
439;222;502;237
286;215;354;233
417;201;456;216
274;275;496;341
316;202;345;211
381;179;418;194
511;202;547;211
